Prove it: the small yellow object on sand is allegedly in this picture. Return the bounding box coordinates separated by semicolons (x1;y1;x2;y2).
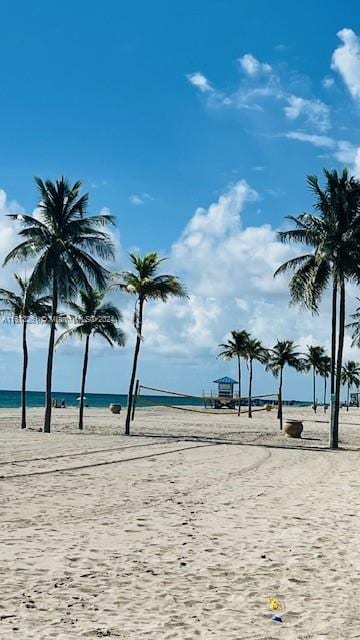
268;596;282;611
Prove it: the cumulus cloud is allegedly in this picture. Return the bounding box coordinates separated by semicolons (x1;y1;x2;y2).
331;28;360;99
238;53;272;76
186;72;213;93
284;95;330;132
139;180;314;360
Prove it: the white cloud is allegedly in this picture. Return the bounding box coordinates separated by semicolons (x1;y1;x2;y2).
352;148;360;178
331;28;360;99
284;95;330;132
186;72;213;93
187;59;330;135
0;189;26;288
285;131;360;176
322;76;335;89
140;179;360;365
285;131;336;148
238;53;272;77
138;180;307;359
129;193;153;206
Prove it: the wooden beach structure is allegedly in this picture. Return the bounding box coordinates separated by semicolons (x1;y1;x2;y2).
210;376;238;409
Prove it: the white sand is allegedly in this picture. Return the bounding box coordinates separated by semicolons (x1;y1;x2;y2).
1;405;360;639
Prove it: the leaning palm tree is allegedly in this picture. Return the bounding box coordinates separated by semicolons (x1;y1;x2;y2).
318;355;331;413
56;289;125;430
111;253;187;435
340;361;360;411
302;345;326;413
218;330;250;415
0;274;51;429
243;337;268;418
4;177;115;433
266;340;304;429
274;169;360;448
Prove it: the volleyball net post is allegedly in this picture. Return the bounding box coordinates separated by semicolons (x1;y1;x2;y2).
131;379;140;421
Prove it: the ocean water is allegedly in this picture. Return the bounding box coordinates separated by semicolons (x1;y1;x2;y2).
0;389;204;409
0;389;309;409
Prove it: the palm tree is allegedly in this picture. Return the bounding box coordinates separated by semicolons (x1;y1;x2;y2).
0;274;51;429
243;337;268;418
112;253;187;435
56;289;125;430
318;355;331;413
4;177;115;433
340;361;360;411
218;330;250;415
274;169;360;448
302;345;326;413
266;340;303;430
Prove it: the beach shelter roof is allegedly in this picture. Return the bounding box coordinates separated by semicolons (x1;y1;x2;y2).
213;376;238;384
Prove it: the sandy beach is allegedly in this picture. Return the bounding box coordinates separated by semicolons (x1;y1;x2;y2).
1;405;360;639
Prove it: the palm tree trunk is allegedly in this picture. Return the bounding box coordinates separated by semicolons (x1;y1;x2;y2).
323;376;327;414
332;278;345;449
330;281;337;395
313;367;317;413
79;334;90;430
21;320;28;429
278;366;283;430
237;355;241;416
248;359;253;418
44;273;58;434
125;299;144;436
347;384;350;412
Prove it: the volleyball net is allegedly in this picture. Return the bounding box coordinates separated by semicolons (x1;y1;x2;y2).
132;382;279;417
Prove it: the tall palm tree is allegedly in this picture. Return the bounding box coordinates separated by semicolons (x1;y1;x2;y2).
218;329;250;415
318;355;331;413
56;289;125;430
274;169;360;448
243;337;268;418
112;253;187;435
302;345;326;413
4;177;115;433
0;274;51;429
266;340;303;430
340;361;360;411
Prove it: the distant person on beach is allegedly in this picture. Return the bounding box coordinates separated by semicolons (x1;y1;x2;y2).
61;399;66;408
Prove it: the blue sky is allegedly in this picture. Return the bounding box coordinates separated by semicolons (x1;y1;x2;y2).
1;1;360;402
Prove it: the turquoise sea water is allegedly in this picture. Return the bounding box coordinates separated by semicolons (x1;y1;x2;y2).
0;389;310;409
0;389;205;409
